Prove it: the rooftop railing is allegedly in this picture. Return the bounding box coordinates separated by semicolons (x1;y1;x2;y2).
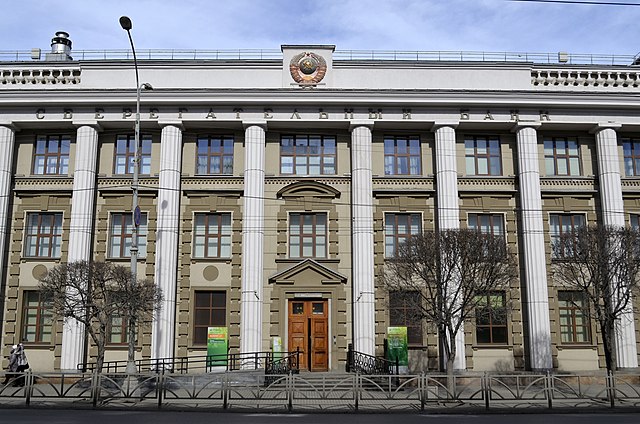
0;48;637;66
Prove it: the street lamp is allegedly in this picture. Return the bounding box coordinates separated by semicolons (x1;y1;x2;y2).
120;15;153;374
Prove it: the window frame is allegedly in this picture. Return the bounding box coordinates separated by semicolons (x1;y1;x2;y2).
193;213;232;259
107;314;130;346
622;138;640;177
279;134;337;176
288;212;328;259
114;134;152;175
389;290;423;346
558;290;591;344
24;212;63;258
549;213;586;259
544;137;581;176
384;213;422;258
196;135;234;175
21;290;53;344
475;291;508;345
32;134;71;175
464;136;502;176
193;290;227;346
383;135;422;175
108;212;148;259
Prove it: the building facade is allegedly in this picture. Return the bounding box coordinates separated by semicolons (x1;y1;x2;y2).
1;36;639;373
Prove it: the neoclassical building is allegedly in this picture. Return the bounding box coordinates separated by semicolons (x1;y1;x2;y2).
1;34;639;373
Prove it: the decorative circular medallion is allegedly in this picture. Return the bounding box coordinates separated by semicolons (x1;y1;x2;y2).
203;265;219;282
32;264;48;280
289;52;327;85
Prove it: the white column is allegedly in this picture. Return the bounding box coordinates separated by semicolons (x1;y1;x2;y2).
240;122;266;361
350;122;375;356
515;124;553;370
61;122;99;372
433;123;465;370
0;126;15;334
151;123;183;369
594;124;638;368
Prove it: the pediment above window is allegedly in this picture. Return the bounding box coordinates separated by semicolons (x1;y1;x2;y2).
269;259;347;286
276;181;341;199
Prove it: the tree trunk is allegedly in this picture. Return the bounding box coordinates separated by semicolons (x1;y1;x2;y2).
446;331;457;396
600;321;616;372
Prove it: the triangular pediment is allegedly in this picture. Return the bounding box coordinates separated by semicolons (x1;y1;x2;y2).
269;259;347;285
277;181;341;199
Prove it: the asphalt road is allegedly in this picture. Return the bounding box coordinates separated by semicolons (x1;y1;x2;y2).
1;410;639;424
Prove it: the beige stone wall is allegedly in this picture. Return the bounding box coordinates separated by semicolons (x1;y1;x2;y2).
177;193;242;357
543;195;600;370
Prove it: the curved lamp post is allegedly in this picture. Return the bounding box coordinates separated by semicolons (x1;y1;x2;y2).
120;15;153;374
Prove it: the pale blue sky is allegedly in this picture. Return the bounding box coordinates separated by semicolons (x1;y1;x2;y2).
2;0;640;55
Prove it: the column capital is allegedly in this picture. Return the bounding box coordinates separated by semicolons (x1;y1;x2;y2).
0;121;19;132
349;120;375;131
243;120;268;130
431;121;459;131
511;121;541;132
72;120;102;131
590;122;622;134
158;120;185;130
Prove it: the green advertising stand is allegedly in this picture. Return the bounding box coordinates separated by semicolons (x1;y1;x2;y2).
207;326;228;369
387;326;408;374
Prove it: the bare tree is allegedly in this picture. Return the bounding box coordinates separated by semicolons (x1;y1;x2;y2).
38;260;163;373
552;225;640;372
381;228;517;385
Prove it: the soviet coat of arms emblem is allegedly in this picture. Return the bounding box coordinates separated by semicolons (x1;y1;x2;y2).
289;52;327;85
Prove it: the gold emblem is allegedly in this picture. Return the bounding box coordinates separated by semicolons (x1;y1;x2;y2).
290;52;327;85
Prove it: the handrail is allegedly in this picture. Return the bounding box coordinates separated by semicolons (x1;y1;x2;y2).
78;350;299;374
0;48;636;66
264;348;301;375
346;343;398;375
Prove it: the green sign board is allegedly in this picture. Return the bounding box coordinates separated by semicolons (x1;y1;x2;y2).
387;326;408;367
207;327;228;367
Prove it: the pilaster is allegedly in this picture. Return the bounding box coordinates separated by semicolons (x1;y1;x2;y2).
433;123;465;370
594;124;638;368
350;122;375;356
60;122;99;372
151;123;183;369
515;123;553;370
240;122;266;361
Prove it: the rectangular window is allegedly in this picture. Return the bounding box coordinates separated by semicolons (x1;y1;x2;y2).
468;213;505;237
196;135;234;174
280;135;336;175
465;136;502;176
385;213;421;257
550;213;585;258
558;291;591;344
289;213;327;258
384;136;421;175
108;315;129;345
193;291;226;345
389;291;423;345
21;291;53;343
109;212;148;258
193;213;232;258
475;292;508;344
114;134;152;175
24;212;63;258
544;138;581;176
33;135;70;175
632;214;640;229
622;138;640;177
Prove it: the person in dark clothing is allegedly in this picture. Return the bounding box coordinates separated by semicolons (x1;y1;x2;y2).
2;345;18;385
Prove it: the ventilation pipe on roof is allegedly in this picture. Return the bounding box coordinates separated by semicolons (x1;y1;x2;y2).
45;32;73;61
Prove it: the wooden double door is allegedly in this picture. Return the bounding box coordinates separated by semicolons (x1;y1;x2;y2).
288;299;328;371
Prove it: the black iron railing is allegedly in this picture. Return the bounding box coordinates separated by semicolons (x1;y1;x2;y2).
346;343;398;375
264;348;301;375
79;350;300;374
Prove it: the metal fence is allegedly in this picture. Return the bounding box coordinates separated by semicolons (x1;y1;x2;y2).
1;371;639;412
0;49;637;66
